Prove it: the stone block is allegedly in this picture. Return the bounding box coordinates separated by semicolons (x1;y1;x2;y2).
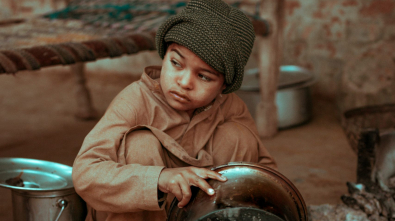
283;40;308;64
304;21;345;43
346;20;384;44
309;40;347;60
342;41;395;94
338;41;395;112
359;0;395;17
383;24;395;40
285;0;302;17
307;55;344;100
284;20;301;42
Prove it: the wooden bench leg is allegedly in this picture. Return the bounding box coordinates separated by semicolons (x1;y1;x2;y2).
70;62;98;120
255;0;285;138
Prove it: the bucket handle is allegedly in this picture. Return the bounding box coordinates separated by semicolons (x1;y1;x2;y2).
54;199;68;221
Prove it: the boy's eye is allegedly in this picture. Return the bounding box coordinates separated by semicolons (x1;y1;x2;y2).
171;60;181;67
198;74;211;82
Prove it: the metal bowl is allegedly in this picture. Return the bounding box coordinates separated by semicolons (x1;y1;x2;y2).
167;162;308;221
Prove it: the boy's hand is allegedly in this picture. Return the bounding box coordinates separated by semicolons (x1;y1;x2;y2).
158;167;227;208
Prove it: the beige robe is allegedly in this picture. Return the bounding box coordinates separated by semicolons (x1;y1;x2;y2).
72;66;276;221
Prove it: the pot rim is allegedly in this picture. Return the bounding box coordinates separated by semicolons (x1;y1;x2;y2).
0;157;74;191
10;187;76;197
241;65;318;92
168;162;309;221
212;162;308;220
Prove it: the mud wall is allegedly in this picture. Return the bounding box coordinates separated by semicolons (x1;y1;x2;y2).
283;0;395;112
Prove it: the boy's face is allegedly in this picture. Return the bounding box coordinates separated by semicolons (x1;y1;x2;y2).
160;43;226;117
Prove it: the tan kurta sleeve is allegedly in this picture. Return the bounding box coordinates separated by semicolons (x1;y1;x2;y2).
72;83;165;213
223;93;277;169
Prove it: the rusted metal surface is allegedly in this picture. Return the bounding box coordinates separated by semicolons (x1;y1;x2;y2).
167;162;308;221
341;104;395;153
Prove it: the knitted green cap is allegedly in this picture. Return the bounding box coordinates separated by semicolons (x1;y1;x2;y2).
156;0;255;94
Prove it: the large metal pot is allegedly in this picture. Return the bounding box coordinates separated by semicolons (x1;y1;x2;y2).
0;158;86;221
167;162;308;221
236;66;316;129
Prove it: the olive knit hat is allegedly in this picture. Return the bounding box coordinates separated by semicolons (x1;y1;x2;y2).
156;0;255;94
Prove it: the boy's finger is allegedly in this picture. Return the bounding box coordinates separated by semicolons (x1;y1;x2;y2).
206;170;227;181
170;185;183;203
192;176;216;196
177;183;192;208
195;168;227;181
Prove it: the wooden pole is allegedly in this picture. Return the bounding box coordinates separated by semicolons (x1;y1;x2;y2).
70;62;98;120
255;0;285;138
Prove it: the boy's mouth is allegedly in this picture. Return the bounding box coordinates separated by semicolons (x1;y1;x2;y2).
170;91;190;102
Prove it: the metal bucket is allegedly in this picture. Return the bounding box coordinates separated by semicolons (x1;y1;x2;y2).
0;158;87;221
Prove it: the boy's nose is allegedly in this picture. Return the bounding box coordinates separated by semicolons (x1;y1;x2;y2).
177;71;194;90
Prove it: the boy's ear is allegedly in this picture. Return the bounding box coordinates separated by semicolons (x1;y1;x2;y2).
221;84;226;91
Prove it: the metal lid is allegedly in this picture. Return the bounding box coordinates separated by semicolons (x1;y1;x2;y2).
0;158;73;191
241;65;314;91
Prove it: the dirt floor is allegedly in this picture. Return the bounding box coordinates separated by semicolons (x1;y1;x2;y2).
0;63;357;220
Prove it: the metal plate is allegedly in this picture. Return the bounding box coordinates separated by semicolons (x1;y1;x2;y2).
0;158;73;191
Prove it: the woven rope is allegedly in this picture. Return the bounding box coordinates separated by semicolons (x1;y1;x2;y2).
15;49;41;70
4;50;33;70
138;32;156;49
44;45;77;65
0;52;18;73
99;38;124;57
114;36;139;54
62;42;96;61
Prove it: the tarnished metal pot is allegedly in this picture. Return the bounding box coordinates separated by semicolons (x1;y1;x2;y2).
0;158;87;221
236;66;316;129
167;162;308;221
11;188;86;221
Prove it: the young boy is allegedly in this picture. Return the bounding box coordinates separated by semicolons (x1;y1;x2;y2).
72;0;276;220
